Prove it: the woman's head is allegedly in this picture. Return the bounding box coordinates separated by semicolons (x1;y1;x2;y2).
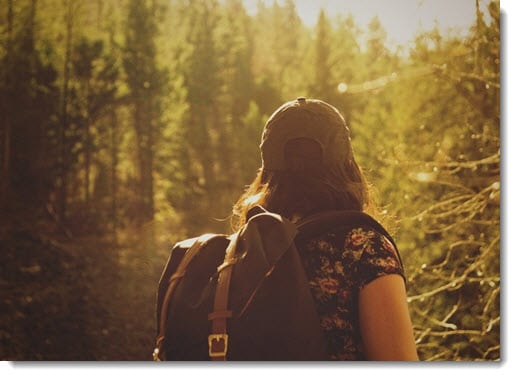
233;97;371;228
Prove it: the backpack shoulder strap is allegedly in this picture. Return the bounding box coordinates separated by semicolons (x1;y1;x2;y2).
207;231;240;361
297;210;382;234
153;233;222;361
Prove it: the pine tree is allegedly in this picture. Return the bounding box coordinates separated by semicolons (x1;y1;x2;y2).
310;9;334;102
0;0;59;210
123;0;165;223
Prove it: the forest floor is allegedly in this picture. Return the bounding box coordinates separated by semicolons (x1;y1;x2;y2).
0;207;168;361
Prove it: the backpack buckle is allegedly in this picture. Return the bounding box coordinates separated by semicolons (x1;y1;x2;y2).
152;347;162;361
208;334;228;357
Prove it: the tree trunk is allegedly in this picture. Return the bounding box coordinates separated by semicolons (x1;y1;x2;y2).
133;100;154;223
1;0;14;207
84;80;91;211
109;107;118;241
58;0;74;222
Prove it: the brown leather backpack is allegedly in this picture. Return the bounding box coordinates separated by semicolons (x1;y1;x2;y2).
153;206;401;361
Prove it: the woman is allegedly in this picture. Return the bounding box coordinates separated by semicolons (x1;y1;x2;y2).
232;97;419;360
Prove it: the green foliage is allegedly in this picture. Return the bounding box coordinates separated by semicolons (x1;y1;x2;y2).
348;2;500;360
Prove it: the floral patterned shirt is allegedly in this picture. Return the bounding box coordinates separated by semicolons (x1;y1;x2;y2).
296;224;405;360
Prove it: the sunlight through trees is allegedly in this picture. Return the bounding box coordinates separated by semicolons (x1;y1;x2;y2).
0;0;500;361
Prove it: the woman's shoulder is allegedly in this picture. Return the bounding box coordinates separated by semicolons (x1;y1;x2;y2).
300;221;404;282
299;220;388;253
303;221;394;251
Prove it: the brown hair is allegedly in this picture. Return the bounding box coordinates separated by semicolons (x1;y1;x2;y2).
232;138;372;229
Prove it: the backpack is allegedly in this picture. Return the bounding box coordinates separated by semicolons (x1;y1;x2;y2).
153;206;401;361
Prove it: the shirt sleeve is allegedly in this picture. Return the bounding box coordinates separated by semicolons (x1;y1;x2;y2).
349;228;405;290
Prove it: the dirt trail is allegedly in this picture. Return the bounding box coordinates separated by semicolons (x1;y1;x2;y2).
1;230;95;360
1;225;163;361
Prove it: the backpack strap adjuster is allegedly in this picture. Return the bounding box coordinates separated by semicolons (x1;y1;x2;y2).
216;257;238;273
208;334;228;357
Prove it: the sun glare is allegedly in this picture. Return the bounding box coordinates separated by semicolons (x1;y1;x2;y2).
337;82;348;93
242;0;484;47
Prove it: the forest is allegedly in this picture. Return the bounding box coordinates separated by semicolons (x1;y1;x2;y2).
0;0;500;361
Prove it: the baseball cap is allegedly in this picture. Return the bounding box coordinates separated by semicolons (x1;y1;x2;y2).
260;97;352;171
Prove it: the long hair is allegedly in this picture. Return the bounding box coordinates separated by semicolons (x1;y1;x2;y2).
232;137;373;229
